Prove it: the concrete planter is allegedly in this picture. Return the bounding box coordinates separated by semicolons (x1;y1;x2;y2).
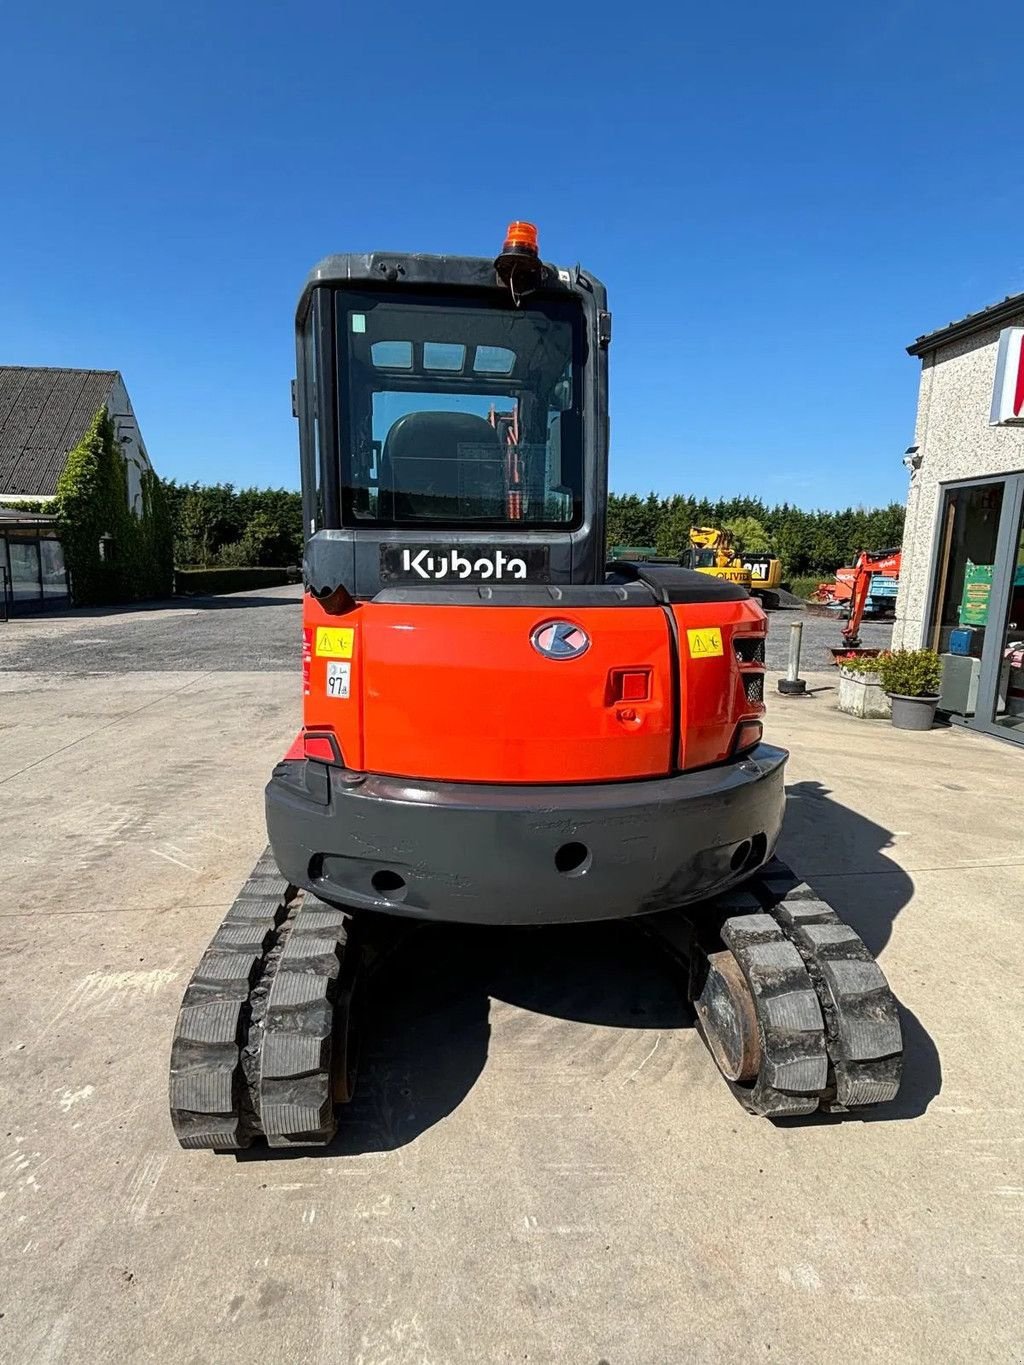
888;693;940;731
837;668;891;720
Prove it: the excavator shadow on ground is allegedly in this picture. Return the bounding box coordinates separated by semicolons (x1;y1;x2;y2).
235;781;940;1161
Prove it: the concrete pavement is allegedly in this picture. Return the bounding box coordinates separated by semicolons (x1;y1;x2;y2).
1;590;1022;1363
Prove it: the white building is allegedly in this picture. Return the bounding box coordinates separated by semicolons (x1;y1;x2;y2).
897;294;1024;745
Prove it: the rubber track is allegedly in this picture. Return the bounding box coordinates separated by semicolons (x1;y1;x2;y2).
751;858;903;1110
255;896;354;1147
707;891;828;1117
168;849;296;1150
643;859;903;1118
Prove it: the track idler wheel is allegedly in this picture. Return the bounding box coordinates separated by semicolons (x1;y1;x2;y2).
690;948;761;1084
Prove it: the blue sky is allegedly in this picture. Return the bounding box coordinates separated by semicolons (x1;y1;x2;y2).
2;1;1021;510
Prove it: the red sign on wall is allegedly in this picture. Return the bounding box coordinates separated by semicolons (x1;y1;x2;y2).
990;327;1024;425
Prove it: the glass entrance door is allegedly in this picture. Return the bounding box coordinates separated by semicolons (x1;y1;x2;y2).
927;482;1004;663
989;493;1024;737
928;473;1024;744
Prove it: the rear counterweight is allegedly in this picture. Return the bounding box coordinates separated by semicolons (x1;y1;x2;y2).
265;744;787;926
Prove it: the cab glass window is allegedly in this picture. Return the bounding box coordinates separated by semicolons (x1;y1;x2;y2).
337;292;583;528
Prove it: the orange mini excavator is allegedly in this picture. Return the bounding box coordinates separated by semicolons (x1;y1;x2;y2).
169;224;903;1150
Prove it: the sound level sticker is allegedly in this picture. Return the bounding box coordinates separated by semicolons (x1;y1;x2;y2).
325;660;351;699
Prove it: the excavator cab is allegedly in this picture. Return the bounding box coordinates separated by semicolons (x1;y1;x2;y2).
297;229;608;599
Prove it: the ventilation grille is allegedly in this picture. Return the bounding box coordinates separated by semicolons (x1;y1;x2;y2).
734;636;766;665
744;674;765;704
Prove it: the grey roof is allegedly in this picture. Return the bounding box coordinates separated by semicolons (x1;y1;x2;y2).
907;291;1024;357
0;506;57;529
0;367;117;496
0;505;53;519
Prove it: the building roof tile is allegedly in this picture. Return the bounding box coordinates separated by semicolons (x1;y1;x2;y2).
0;367;117;496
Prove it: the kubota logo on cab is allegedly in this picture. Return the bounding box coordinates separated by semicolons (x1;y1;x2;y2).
403;548;526;580
380;544;552;584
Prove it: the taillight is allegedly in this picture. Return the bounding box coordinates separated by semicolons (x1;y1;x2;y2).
303;731;342;764
302;627;312;697
733;720;763;754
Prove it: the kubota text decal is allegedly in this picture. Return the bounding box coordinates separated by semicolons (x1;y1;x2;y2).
380;545;551;583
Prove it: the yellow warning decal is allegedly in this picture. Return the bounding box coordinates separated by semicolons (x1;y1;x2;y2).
687;627;724;658
315;626;354;659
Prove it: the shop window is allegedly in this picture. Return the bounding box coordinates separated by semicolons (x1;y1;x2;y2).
40;539;68;598
8;538;42;603
927;483;1004;660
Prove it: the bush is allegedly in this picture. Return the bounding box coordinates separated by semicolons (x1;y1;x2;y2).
606;493;905;578
165;482;302;568
214;539;252;568
874;649;942;698
783;575;826;600
174;566;301;596
722;515;771;554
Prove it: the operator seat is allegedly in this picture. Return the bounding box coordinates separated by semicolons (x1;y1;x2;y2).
379;411;506;520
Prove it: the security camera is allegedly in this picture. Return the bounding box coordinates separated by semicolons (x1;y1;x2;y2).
902;445;922;470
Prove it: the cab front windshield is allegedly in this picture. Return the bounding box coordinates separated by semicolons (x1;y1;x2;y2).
338;292;583;527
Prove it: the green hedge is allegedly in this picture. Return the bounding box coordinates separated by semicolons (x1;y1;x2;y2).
174;566;301;596
54;407;174;606
606;494;904;578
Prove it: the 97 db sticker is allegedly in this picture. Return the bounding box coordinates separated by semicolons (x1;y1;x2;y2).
325;661;351;699
315;626;354;659
687;627;724;658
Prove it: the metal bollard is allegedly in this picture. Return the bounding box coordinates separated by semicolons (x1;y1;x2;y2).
777;621;807;695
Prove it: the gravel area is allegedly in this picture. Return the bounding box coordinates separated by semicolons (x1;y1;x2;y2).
0;584;302;673
764;604;893;672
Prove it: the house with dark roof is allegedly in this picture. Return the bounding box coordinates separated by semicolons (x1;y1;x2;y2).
896;290;1024;746
0;367;155;614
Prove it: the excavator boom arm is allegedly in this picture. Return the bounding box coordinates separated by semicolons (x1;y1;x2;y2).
841;549;902;647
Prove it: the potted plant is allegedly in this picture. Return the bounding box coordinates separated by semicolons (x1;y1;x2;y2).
836;652;891;720
874;649;943;731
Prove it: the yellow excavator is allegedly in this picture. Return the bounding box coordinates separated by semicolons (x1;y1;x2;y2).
681;527;753;589
682;528;783;607
610;529;783;605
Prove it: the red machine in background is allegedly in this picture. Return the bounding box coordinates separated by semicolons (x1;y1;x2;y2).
834;549;902;648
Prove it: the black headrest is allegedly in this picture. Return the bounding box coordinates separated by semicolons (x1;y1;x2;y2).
383;411;501;468
380;410;506;518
